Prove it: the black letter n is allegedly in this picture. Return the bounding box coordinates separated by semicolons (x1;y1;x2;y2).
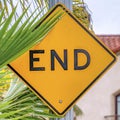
51;50;68;71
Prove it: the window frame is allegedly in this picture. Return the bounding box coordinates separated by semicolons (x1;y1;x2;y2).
115;94;120;120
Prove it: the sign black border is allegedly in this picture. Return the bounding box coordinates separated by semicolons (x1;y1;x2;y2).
8;4;116;115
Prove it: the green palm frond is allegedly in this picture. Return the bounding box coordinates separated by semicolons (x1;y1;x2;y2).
0;0;48;16
0;78;61;119
0;66;13;97
0;4;63;68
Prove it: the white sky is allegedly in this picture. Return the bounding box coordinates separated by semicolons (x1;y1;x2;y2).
84;0;120;34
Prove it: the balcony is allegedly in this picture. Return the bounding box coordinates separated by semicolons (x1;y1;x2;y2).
104;115;120;120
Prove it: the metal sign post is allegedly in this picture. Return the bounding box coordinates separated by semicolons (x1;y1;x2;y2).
49;0;72;11
49;1;74;120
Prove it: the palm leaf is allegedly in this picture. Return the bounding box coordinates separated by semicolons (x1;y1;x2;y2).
0;78;61;119
0;4;63;68
0;66;13;96
0;7;16;41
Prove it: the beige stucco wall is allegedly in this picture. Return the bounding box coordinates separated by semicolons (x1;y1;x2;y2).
76;54;120;120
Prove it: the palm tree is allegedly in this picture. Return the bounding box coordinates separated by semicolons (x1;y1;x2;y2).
0;0;92;119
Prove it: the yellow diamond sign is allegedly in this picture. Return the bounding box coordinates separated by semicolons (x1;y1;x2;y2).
8;4;116;115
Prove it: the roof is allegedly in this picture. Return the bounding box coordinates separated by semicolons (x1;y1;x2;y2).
97;35;120;53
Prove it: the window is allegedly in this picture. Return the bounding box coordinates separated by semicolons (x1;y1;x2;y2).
116;95;120;120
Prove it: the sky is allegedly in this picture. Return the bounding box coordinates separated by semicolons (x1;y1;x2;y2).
84;0;120;34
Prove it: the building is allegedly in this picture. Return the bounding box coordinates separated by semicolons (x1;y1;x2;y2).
77;35;120;120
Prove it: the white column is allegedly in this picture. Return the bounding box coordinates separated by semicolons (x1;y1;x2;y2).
48;0;74;120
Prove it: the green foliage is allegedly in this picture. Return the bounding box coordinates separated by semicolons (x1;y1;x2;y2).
73;0;93;30
0;66;13;97
0;2;63;68
0;78;61;119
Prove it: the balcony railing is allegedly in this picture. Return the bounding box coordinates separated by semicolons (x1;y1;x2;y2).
104;115;120;120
